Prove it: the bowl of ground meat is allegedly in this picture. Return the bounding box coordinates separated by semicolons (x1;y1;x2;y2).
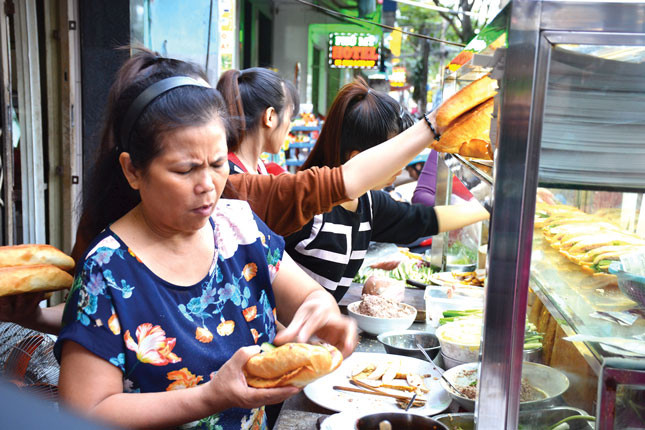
347;295;417;336
439;362;569;412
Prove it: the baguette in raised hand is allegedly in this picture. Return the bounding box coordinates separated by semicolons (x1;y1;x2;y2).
435;75;497;131
433;98;494;160
0;244;75;271
0;264;74;297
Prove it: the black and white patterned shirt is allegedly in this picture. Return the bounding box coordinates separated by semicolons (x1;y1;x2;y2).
284;190;439;302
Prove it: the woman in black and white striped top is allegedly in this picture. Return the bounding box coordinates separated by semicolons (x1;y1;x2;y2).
284;79;489;302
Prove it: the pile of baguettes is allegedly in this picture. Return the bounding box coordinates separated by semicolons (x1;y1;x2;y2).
431;74;498;161
0;244;75;297
535;202;645;282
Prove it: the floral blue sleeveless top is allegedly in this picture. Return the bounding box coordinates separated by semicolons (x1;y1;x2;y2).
55;199;284;429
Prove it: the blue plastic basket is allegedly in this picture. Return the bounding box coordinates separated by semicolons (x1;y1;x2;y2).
609;262;645;307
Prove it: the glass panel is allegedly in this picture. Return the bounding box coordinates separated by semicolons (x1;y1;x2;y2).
527;187;645;425
529;40;645;428
615;384;645;428
538;44;645;191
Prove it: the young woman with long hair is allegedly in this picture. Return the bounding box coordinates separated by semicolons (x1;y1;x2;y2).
286;78;489;301
216;68;298;175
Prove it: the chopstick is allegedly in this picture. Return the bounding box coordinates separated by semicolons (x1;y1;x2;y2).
333;385;424;402
351;378;426;401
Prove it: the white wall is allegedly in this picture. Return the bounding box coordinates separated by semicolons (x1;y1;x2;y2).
271;0;337;104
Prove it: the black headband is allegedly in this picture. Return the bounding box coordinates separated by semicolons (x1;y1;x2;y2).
119;76;210;150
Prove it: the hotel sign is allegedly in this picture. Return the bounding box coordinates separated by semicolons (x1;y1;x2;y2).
329;33;380;69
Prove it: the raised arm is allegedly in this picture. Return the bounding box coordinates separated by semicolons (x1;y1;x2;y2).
342;112;439;199
226;113;441;236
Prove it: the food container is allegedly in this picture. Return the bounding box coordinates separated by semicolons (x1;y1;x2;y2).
347;301;417;336
435;318;482;363
523;346;543;363
435;407;594;430
435;317;544;365
424;285;484;327
445;263;477;272
377;330;440;360
440;361;570;412
440;351;469;370
356;412;449;430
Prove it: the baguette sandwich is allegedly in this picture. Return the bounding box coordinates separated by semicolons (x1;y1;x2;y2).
435;75;498;131
432;98;495;160
244;343;343;388
0;264;74;297
0;244;75;271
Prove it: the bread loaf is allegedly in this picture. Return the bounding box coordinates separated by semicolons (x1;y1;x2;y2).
459;139;492;160
0;244;75;271
436;75;497;131
244;343;343;388
433;98;494;160
0;264;74;297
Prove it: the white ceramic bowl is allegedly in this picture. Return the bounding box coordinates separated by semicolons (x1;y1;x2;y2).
347;301;417;336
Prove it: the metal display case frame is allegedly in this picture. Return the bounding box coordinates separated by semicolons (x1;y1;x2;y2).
476;1;645;428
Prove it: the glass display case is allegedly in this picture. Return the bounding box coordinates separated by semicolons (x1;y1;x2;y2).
437;1;645;428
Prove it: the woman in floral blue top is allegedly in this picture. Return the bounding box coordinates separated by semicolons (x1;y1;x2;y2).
54;48;357;430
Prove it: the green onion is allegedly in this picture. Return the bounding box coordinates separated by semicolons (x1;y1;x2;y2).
260;342;276;353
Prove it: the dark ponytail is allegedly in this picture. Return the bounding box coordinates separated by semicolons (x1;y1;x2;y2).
217;69;246;152
216;67;299;152
300;77;410;170
81;47;229;242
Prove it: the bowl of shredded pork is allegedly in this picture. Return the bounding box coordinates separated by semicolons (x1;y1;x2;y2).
347;295;417;336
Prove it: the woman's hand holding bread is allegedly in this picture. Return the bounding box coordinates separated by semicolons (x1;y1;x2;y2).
203;346;301;410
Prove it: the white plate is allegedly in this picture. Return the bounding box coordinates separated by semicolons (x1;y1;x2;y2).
304;352;451;416
319;410;363;430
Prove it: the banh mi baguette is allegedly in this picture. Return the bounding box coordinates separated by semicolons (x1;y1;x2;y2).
563;235;645;255
432;98;494;160
0;264;74;297
544;222;619;242
577;247;645;273
542;216;603;232
244;343;343;388
0;244;75;271
435;75;498;131
568;245;636;264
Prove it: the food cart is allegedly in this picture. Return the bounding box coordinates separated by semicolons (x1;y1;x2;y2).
274;1;645;428
434;1;645;427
